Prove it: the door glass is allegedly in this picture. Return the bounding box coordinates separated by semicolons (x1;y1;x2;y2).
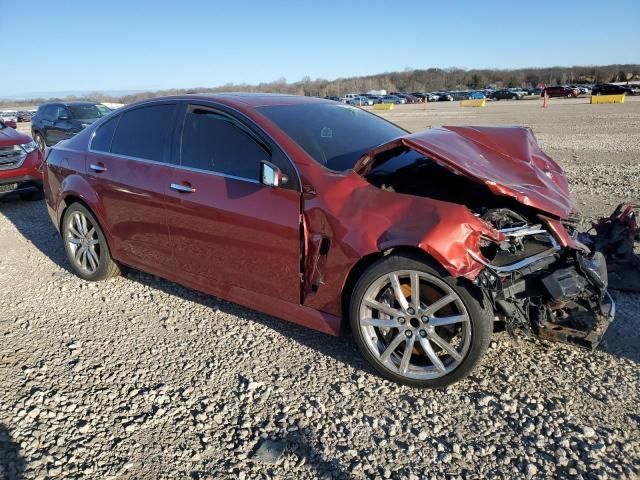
91;115;120;152
180;108;268;180
111;104;176;161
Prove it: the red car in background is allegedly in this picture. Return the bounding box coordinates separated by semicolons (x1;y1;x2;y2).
0;119;43;200
542;86;581;98
43;94;614;388
3;119;17;129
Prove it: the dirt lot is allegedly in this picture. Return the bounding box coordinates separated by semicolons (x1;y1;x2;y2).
1;98;639;479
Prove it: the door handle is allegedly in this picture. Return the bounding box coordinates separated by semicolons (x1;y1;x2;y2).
90;163;107;173
170;183;196;193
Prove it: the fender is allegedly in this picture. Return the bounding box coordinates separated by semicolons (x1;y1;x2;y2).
301;172;504;317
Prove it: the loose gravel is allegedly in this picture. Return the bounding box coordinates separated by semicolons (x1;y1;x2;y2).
1;99;639;479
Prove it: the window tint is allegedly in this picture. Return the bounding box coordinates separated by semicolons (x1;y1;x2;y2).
54;106;69;119
42;105;56;121
69;104;102;119
180;108;269;180
91;115;120;152
111;104;176;161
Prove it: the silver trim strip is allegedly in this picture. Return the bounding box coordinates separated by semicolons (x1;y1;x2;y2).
86;151;261;186
89;163;106;172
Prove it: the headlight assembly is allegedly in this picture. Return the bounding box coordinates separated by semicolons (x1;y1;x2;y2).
20;140;38;154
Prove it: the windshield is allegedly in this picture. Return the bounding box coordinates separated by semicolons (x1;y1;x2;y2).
257;103;406;171
68;104;103;119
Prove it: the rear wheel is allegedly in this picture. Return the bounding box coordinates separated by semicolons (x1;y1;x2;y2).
62;203;120;281
349;253;493;388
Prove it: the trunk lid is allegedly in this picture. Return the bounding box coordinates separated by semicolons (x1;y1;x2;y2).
353;126;573;219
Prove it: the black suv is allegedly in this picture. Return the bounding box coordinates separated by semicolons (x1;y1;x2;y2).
31;102;107;150
591;84;633;96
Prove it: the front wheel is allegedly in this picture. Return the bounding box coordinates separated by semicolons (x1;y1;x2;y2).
34;133;46;152
62;203;121;281
349;253;493;388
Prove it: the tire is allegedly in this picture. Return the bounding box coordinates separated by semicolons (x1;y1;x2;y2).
33;132;46;152
511;95;517;100
349;252;493;388
62;203;120;281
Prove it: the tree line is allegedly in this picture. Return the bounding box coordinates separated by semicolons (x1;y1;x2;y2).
3;64;639;107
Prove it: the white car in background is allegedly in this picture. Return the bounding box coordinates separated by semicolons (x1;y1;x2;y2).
347;96;374;106
1;111;17;122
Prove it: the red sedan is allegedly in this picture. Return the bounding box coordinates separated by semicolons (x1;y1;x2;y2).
0;119;43;200
43;94;614;388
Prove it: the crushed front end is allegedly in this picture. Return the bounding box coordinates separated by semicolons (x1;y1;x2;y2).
471;208;614;349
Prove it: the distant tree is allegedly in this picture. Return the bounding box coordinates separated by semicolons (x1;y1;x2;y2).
467;74;482;89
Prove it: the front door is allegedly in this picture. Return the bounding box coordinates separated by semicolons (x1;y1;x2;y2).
164;104;301;304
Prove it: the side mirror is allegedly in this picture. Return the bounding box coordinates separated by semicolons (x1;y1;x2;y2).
260;160;288;187
58;113;70;121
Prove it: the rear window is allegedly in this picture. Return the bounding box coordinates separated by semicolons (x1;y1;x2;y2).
257;103;406;171
110;104;176;161
91;115;120;152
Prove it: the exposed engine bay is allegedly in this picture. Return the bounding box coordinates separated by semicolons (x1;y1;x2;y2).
363;146;637;350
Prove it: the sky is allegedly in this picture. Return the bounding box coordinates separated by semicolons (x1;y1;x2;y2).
1;0;639;98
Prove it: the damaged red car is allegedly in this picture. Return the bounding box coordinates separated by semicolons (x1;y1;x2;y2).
43;94;616;388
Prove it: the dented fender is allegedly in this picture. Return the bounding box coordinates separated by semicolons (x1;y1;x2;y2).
300;171;504;316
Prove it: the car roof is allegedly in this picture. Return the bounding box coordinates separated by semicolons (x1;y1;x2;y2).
175;92;333;108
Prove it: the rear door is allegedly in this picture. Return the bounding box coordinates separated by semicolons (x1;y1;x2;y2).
163;103;302;304
86;102;177;275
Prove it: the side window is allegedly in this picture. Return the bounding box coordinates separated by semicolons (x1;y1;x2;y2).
111;104;176;161
55;106;69;119
91;115;120;152
180;108;269;180
43;105;56;121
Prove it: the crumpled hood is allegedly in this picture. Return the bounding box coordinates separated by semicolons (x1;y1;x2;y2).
0;126;31;147
354;126;573;219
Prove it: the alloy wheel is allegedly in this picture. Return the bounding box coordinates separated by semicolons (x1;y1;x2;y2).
66;211;101;274
358;270;471;380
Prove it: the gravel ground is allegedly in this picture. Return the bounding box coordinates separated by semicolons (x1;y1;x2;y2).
1;99;639;479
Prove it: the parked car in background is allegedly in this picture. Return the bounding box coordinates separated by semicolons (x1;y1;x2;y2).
96;104;113;116
391;93;419;104
410;92;428;102
591;84;633;96
17;111;33;122
323;96;342;102
425;93;441;102
434;92;453;101
43;93;615;388
377;95;404;105
1;111;17;124
448;91;471;101
469;91;486;100
31;102;108;150
543;86;580;98
347;96;374;106
1;117;17;129
488;89;523;100
508;88;528;97
0;118;43;200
